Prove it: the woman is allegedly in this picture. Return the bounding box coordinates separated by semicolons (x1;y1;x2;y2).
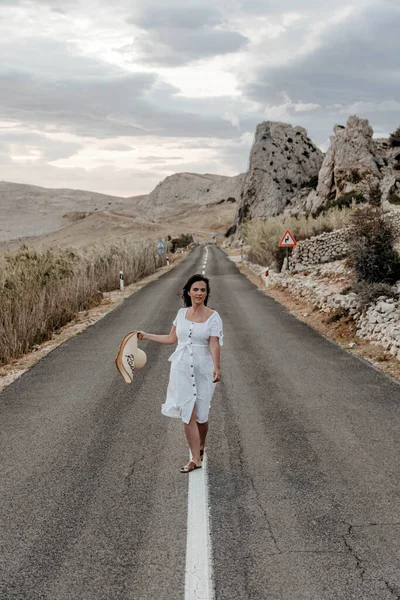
137;274;223;473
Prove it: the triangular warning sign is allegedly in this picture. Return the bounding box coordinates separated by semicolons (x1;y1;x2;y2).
279;229;297;247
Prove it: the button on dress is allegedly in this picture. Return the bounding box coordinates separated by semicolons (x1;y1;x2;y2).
161;308;223;424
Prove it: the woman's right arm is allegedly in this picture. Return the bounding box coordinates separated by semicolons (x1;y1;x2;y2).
137;326;177;345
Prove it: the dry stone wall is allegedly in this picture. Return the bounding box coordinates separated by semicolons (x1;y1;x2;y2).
291;229;349;267
243;257;400;360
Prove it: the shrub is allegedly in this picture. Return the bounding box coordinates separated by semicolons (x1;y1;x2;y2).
225;224;236;237
350;169;362;184
367;180;382;207
313;190;366;216
388;180;400;205
325;307;349;324
350;281;399;311
300;175;319;190
347;206;400;284
169;233;194;253
389;126;400;147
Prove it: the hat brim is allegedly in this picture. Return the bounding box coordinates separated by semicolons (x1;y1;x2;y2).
115;331;147;384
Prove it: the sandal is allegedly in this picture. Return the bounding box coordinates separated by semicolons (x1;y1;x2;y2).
180;460;202;473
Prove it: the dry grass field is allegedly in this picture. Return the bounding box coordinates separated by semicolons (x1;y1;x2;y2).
0;238;159;365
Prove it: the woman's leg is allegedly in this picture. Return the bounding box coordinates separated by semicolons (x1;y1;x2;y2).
197;421;208;452
183;405;201;466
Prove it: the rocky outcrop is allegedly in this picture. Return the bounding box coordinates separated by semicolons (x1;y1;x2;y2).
312;116;381;213
374;138;400;208
272;116;400;217
232;122;323;230
138;172;245;216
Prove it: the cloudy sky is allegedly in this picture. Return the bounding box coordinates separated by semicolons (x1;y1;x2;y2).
0;0;399;197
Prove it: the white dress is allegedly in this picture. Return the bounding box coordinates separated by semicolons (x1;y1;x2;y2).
161;308;223;424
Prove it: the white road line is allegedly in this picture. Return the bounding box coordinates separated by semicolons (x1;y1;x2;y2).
184;454;215;600
202;270;206;275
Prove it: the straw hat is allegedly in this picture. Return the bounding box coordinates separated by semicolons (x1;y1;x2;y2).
115;331;147;384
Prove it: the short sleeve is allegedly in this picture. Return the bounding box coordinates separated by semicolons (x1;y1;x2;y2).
209;312;223;346
172;308;181;327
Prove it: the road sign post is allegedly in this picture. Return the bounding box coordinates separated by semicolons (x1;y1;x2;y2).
157;239;165;266
157;239;165;256
278;230;297;271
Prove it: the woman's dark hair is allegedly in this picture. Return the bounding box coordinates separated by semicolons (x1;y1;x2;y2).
182;274;210;307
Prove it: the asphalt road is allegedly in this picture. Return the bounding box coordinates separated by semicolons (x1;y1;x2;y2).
1;245;400;600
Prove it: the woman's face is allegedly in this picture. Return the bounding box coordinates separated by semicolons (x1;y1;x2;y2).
189;280;207;306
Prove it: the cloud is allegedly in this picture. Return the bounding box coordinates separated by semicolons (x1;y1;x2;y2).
0;130;81;163
133;3;222;30
0;0;399;197
243;1;400;106
127;1;248;66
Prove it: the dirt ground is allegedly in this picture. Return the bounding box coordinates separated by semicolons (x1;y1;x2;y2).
0;252;187;394
237;261;400;383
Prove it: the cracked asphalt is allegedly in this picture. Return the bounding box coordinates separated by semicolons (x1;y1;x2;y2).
1;245;400;599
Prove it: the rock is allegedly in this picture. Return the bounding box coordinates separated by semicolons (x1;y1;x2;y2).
377;301;396;314
232;121;323;228
314;115;381;211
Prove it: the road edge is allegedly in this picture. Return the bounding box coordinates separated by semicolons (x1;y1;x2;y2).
0;252;187;394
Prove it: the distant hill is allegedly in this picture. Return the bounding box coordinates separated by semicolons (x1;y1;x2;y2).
0;181;136;243
0;173;244;253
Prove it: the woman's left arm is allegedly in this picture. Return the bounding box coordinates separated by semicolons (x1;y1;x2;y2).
209;337;221;383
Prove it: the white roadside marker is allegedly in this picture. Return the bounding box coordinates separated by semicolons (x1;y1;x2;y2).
184;454;215;600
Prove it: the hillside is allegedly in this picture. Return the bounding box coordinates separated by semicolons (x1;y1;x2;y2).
0;173;243;253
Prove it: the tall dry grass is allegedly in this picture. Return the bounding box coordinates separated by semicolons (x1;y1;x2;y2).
243;207;351;267
0;238;159;365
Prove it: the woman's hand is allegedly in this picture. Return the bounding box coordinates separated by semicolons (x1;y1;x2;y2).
137;331;146;341
213;368;221;383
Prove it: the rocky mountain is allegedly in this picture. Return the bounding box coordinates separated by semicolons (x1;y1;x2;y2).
302;115;390;215
230;116;400;233
292;116;400;215
230;122;323;233
133;172;244;216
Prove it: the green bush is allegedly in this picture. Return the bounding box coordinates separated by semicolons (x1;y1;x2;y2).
367;181;382;207
300;175;319;190
389;126;400;147
169;233;193;253
388;180;400;205
313;190;366;216
347;206;400;284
